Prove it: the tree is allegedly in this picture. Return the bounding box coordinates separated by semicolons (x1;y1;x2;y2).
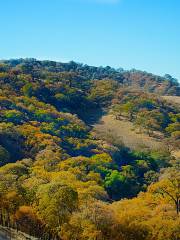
0;145;10;166
113;102;136;121
166;122;180;136
149;169;180;214
37;182;78;233
22;83;34;97
35;146;62;170
61;200;116;240
4;110;24;124
14;206;43;237
104;170;126;200
135;110;164;135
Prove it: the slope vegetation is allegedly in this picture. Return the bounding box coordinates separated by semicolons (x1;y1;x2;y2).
0;59;179;240
93;114;163;150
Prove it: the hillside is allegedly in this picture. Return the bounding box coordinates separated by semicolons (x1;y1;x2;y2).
162;95;180;104
93;114;163;150
0;59;179;240
0;59;179;96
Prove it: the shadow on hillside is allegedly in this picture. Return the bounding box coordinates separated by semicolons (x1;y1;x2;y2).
81;107;107;126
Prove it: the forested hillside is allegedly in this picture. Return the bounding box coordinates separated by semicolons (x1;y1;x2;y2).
0;59;179;240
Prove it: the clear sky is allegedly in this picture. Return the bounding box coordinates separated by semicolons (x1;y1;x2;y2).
0;0;180;80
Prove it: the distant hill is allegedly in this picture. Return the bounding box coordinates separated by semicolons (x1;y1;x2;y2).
1;58;179;96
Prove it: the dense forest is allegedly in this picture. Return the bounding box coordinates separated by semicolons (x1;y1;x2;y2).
0;59;179;240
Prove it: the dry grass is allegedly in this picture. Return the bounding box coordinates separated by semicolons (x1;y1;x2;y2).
162;96;180;105
93;114;163;150
172;150;180;160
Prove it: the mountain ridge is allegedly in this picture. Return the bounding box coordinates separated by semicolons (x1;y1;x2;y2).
1;58;179;96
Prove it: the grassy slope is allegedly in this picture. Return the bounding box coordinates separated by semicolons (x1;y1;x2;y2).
162;96;180;104
93;114;163;150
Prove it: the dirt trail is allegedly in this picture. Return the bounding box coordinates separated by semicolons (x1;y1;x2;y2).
93;114;163;150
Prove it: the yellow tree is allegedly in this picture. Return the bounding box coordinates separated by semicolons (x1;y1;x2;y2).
36;182;78;235
149;169;180;215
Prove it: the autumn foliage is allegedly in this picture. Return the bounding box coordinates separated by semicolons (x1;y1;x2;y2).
0;59;179;239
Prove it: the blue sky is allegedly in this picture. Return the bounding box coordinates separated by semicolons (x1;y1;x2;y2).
0;0;180;80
